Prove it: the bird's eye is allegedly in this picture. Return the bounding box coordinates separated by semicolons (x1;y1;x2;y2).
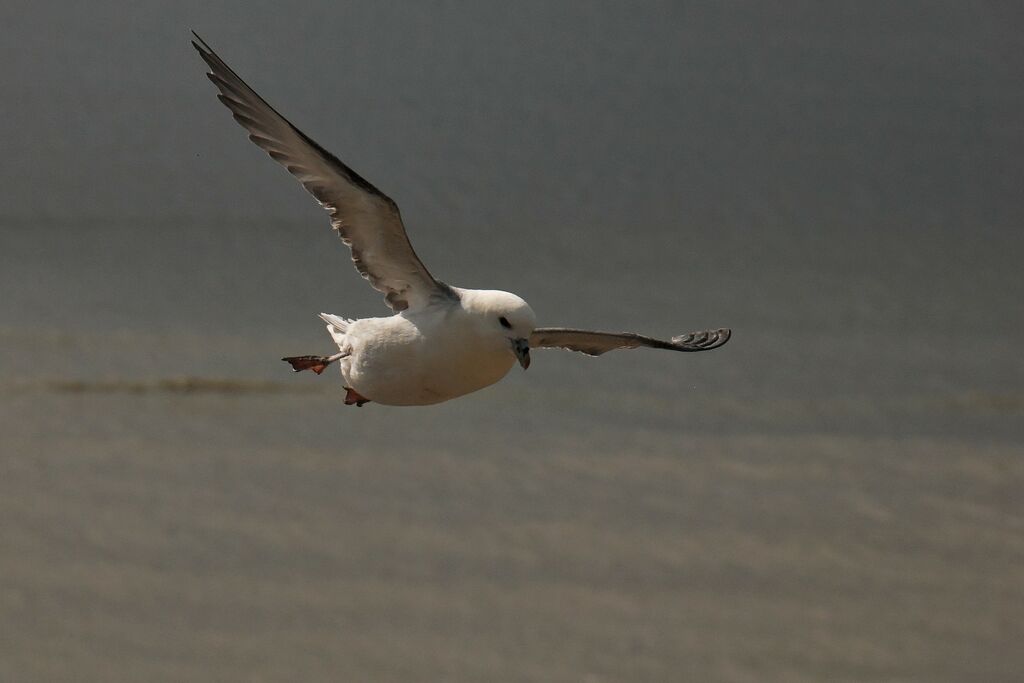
499;316;512;329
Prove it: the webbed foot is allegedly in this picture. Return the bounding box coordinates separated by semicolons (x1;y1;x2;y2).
282;351;348;375
344;387;371;407
282;355;332;374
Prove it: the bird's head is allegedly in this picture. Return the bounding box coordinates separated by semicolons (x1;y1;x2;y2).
458;289;536;369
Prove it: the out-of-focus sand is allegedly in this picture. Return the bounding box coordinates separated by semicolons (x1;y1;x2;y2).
2;328;1022;682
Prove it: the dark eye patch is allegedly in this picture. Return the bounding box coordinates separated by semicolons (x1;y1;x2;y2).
499;316;512;329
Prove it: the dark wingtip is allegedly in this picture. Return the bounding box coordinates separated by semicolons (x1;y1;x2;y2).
190;30;210;52
709;328;731;347
670;327;732;351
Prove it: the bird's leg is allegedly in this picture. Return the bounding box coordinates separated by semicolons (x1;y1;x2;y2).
344;387;371;407
281;351;347;375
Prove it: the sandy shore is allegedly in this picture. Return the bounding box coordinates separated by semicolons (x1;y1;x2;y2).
2;373;1021;682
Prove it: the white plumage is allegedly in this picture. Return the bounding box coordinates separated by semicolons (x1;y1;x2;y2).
319;290;536;406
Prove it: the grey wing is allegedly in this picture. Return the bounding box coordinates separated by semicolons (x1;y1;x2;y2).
192;33;455;313
530;328;731;356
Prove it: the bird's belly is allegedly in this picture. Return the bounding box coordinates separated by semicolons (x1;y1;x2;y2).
343;340;515;406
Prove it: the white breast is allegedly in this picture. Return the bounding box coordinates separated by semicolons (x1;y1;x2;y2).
339;314;515;406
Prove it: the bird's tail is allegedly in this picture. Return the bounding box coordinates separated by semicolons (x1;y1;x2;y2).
319;312;353;348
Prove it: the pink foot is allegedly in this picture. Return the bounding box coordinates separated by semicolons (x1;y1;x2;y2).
282;355;331;375
344;387;371;407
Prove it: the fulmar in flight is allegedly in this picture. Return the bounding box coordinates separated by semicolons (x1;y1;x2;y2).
192;34;731;407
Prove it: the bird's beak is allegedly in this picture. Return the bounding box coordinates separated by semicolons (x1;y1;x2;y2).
512;338;531;369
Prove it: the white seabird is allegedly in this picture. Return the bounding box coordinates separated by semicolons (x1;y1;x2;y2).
192;34;731;407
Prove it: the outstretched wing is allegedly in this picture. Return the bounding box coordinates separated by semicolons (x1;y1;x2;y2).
191;33;455;313
530;327;731;356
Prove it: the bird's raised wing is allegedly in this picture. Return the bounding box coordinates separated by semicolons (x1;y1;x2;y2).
192;33;455;313
530;327;731;356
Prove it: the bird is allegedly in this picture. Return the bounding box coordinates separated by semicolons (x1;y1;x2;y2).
191;33;731;407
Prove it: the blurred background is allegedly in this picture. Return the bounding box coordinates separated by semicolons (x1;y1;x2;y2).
2;2;1022;681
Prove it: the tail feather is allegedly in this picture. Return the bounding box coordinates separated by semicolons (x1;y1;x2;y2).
318;312;352;332
319;312;353;349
